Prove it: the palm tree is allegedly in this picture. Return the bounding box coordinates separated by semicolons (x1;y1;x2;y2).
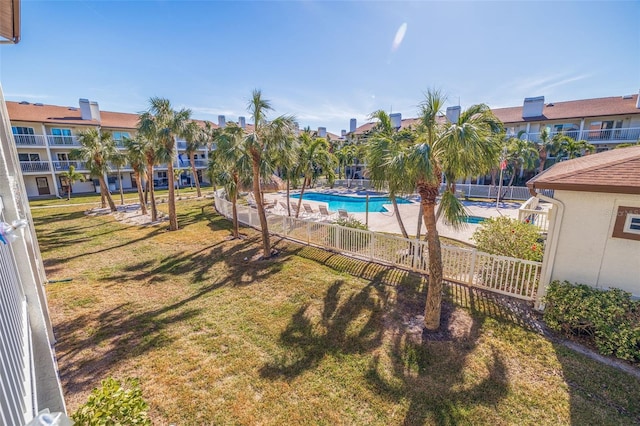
110;149;127;205
558;137;595;159
271;130;300;217
505;137;538;186
336;144;356;187
59;165;84;200
210;123;253;238
71;128;117;212
536;128;565;174
294;131;336;218
123;136;148;215
245;89;296;258
406;90;502;330
183;120;208;197
366;110;413;238
139;97;192;231
173;168;185;197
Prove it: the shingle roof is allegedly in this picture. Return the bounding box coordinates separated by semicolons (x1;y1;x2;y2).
352;117;426;135
492;94;640;124
527;146;640;194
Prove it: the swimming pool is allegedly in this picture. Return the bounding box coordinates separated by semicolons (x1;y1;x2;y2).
291;192;412;213
463;215;486;224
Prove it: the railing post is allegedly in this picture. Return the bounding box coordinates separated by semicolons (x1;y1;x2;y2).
369;232;375;261
307;221;311;244
468;250;477;285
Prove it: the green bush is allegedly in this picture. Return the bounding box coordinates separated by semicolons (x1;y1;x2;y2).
544;280;640;362
472;216;544;261
334;217;368;230
72;377;151;425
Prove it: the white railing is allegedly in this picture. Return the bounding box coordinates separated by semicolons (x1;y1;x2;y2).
52;160;87;171
12;134;47;146
518;208;549;232
46;135;79;146
20;161;50;173
514;127;640;144
214;192;541;301
444;183;553;201
0;201;35;425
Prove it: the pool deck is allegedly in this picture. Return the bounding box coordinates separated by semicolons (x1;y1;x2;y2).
264;190;525;245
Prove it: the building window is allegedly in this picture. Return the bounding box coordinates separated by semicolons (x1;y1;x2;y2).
50;128;73;144
12;126;35;135
612;206;640;241
12;126;37;144
18;153;40;162
112;131;130;145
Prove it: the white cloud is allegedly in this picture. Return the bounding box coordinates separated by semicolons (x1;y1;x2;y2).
391;23;408;53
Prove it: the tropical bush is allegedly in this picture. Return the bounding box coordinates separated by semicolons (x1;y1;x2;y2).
472;216;544;261
544;280;640;362
72;377;151;425
327;217;370;252
334;217;368;230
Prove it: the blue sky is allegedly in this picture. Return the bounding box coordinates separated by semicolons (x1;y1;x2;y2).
1;1;638;134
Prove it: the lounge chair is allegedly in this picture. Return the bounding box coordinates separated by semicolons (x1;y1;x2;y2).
318;205;335;221
279;201;291;215
338;209;351;220
302;203;319;219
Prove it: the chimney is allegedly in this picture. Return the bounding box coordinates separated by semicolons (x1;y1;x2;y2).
446;106;461;124
390;113;402;129
318;127;327;137
636;89;640;109
218;115;226;128
79;98;91;120
89;101;101;122
349;118;357;133
238;116;246;129
522;96;545;118
341;130;346;137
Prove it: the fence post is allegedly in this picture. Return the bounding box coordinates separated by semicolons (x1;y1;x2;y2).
468;250;477;285
307;221;311;244
369;232;375;261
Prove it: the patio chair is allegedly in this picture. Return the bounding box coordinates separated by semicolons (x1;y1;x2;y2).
318;205;335;221
338;209;351;220
278;201;291;215
302;203;319;219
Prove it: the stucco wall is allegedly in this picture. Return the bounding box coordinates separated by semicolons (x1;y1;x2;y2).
551;190;640;296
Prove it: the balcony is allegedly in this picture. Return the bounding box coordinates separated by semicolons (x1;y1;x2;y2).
516;127;640;144
47;134;80;146
52;161;88;172
13;134;47;146
20;161;50;173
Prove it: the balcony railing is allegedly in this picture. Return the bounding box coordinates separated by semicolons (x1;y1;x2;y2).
13;134;47;146
513;127;640;144
52;161;87;172
20;161;50;173
47;135;79;146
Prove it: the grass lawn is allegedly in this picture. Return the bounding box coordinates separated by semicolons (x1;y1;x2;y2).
33;198;640;425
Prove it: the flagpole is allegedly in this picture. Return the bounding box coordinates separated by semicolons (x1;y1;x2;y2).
497;147;507;209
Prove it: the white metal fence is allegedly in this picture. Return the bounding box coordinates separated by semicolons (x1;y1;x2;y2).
0;200;35;426
214;192;542;301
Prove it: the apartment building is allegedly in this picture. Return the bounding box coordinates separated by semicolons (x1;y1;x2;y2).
7;99;216;198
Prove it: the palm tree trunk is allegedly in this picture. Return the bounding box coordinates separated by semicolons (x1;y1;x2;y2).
286;179;291;217
189;152;202;197
538;148;547;174
167;156;178;231
507;166;517;187
490;168;497;186
100;191;106;208
251;150;271;258
231;187;239;239
133;169;147;215
418;182;443;331
415;212;422;240
147;163;157;222
295;177;309;218
99;176;117;212
118;168;124;205
391;195;409;238
67;185;72;201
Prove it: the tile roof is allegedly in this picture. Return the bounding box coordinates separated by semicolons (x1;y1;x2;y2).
7;101;218;130
352;117;426;135
527;146;640;194
492;94;640;124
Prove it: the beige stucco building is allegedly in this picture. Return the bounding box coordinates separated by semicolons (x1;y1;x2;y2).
528;147;640;298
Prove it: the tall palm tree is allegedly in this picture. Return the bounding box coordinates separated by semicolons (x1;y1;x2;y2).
366;110;414;238
139;97;192;231
59;165;84;200
71;128;117;212
336;144;356;186
245;89;296;258
183;120;207;197
110;149;127;205
210;123;253;238
536;128;565;174
408;89;502;330
123;136;148;215
505;137;538;186
558;137;595;159
294;131;336;218
271;130;299;217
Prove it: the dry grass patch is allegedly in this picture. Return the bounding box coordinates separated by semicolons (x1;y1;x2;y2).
33;199;640;425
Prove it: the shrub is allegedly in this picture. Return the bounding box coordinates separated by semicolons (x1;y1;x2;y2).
334;217;368;230
472;216;544;261
327;217;370;252
72;377;151;425
544;280;640;362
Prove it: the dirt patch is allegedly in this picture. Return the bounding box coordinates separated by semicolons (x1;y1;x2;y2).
86;204;167;226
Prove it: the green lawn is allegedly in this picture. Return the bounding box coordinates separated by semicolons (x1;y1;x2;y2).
34;198;640;425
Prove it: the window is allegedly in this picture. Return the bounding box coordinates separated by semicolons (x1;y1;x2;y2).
12;126;37;144
18;153;40;162
112;131;130;144
12;126;34;135
50;128;73;144
612;206;640;241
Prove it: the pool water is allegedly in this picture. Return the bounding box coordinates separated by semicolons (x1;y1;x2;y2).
291;192;411;213
464;215;486;224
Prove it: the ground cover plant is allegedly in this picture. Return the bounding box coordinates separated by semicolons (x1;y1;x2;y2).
35;199;640;424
